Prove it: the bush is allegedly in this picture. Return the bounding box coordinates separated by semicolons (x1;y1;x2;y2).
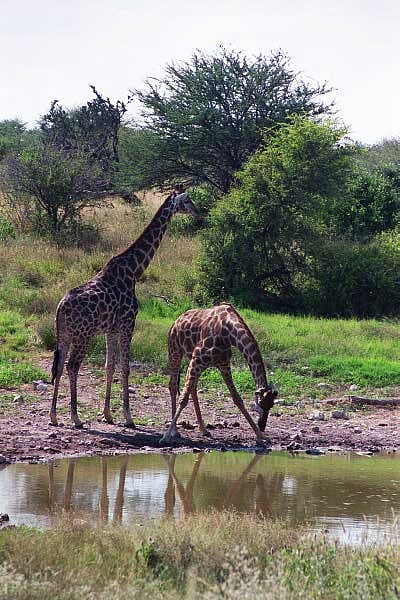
306;231;400;316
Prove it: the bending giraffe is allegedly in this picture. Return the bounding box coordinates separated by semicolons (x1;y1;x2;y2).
161;303;277;444
50;188;198;428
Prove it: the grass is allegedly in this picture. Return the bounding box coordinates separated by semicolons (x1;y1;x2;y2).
0;514;398;599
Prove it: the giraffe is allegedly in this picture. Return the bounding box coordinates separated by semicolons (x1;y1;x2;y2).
160;303;278;445
50;188;198;428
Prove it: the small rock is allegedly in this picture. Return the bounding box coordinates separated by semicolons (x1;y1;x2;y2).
32;379;44;390
0;514;10;522
128;386;136;394
147;420;155;426
232;421;241;428
353;427;363;434
36;382;48;393
178;420;195;430
331;410;349;420
287;441;301;451
349;384;358;391
0;455;11;465
312;426;320;433
316;382;330;388
308;410;326;421
13;394;24;403
306;448;325;456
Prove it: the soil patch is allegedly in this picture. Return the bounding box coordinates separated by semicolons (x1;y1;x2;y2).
1;357;399;463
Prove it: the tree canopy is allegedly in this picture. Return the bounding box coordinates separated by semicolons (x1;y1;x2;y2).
134;47;333;193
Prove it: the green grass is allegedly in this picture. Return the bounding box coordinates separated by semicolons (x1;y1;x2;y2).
0;515;398;599
0;310;47;388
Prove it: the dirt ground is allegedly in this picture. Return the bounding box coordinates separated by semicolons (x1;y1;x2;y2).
1;357;399;463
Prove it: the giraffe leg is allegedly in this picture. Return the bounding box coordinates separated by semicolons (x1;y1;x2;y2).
168;349;182;423
191;388;211;436
66;342;89;428
103;332;118;424
161;352;208;444
49;344;68;426
219;365;269;444
120;327;135;428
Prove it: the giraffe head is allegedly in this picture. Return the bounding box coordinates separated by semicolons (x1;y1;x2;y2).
171;191;200;218
254;385;278;432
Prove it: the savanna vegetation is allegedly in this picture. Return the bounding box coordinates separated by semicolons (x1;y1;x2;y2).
0;45;399;600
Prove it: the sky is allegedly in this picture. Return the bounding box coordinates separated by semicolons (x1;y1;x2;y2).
0;0;398;144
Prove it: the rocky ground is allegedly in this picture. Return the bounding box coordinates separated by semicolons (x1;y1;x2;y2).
0;357;399;463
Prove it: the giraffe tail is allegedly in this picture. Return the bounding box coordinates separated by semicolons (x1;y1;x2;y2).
51;347;60;385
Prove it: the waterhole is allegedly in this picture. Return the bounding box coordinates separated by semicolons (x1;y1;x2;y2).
1;451;399;544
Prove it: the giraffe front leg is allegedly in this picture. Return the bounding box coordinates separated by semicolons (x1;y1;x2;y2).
219;365;270;445
120;329;135;428
103;332;117;424
191;389;211;437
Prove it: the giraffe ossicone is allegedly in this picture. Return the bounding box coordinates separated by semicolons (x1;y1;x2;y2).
160;302;278;445
50;188;198;428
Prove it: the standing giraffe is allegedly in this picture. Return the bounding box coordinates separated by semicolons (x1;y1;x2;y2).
50;188;198;428
160;303;278;444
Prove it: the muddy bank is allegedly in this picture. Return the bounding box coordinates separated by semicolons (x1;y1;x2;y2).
1;359;399;463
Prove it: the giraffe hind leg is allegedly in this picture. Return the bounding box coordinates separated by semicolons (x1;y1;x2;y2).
66;342;89;428
49;344;68;426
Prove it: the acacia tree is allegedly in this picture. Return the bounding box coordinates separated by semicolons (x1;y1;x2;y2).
3;87;130;236
134;47;333;193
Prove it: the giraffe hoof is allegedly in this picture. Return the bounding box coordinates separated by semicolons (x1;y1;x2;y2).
124;421;136;429
74;421;84;429
103;417;114;425
49;420;59;427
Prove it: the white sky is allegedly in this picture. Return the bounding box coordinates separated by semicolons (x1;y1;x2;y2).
0;0;398;143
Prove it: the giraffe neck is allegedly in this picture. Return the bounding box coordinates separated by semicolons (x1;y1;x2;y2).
233;329;268;390
104;194;176;282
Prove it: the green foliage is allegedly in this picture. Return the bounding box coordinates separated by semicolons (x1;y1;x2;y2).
0;119;26;160
2;88;130;238
335;167;400;238
3;141;109;236
197;116;354;310
0;217;15;241
135;47;332;193
306;231;400;316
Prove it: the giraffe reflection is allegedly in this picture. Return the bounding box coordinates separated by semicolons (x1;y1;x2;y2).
163;453;272;518
47;456;129;523
47;453;276;521
47;459;77;512
163;453;204;516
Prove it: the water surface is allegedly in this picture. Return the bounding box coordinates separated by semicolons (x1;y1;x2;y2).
1;451;399;545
